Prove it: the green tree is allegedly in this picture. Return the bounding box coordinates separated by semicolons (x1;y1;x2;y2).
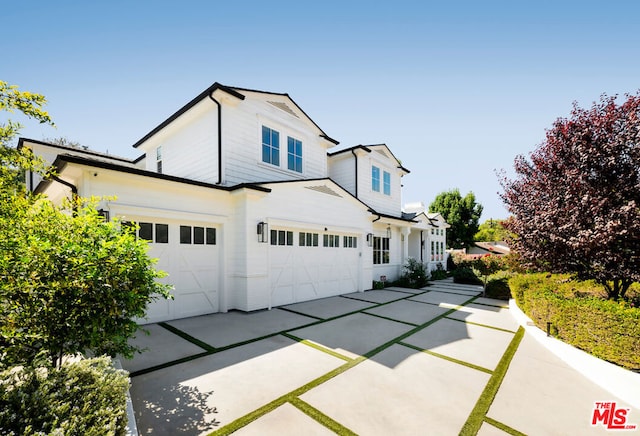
0;81;171;367
1;81;54;190
474;219;508;242
429;189;483;249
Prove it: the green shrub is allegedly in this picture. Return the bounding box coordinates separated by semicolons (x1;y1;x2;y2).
430;263;448;280
400;258;428;288
509;273;640;370
0;356;130;436
453;267;482;285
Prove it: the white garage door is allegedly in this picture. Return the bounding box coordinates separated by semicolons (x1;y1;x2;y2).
269;230;361;307
133;220;220;324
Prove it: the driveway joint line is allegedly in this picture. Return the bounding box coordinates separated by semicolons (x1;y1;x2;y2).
289;397;358;435
398;341;493;374
443;316;518;334
361;311;419;327
483;416;527;436
158;322;216;352
281;332;353;362
459;326;526;436
211;293;480;434
277;306;325;320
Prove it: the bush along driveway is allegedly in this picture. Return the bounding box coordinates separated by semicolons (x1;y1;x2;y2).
121;280;639;435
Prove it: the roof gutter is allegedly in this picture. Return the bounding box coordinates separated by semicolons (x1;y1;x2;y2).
207;93;223;184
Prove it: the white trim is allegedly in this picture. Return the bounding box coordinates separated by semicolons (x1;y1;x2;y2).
509;299;640;409
107;203;228;223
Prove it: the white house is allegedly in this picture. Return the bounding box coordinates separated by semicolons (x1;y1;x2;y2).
21;82;448;324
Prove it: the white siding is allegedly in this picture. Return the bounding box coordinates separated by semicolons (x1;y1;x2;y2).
358;151;404;216
328;153;356;196
141;101;219;184
222;92;330;185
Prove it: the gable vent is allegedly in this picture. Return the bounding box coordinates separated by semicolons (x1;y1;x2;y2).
268;101;299;118
305;185;342;197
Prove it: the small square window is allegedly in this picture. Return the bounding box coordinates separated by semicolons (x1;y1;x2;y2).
180;225;192;244
155;224;169;243
194;227;205;244
206;228;216;245
138;222;153;241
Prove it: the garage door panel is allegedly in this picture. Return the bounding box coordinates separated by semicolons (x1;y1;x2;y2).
270;233;360;307
140;221;220;324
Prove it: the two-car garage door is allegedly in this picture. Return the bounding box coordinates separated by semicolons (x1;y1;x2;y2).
133;218;220;324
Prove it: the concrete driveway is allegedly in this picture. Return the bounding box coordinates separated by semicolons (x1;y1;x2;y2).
121;280;639;435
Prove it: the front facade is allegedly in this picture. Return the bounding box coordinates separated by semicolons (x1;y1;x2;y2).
22;82;448;323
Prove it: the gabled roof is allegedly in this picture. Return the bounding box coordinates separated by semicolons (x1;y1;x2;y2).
18;137;140;165
329;143;410;174
131;82;339;149
34;153;271;195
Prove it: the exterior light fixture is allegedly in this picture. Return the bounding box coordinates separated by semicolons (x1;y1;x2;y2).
97;209;110;221
257;222;268;243
366;233;374;247
386;225;392;239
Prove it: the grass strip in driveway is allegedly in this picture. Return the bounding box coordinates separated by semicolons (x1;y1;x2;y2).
211;295;479;434
158;322;216;352
289;397;358;435
459;326;525;436
282;332;353;362
483;416;527;436
444;316;518;334
398;341;493;375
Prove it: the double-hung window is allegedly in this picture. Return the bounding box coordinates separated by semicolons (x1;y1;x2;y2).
262;126;280;166
373;237;390;264
383;171;391;195
372;166;380;192
287;137;302;173
156;146;163;174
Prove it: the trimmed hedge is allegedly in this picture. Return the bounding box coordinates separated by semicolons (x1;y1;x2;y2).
509;273;640;370
0;356;129;436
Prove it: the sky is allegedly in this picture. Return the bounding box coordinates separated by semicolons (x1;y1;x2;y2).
3;1;640;220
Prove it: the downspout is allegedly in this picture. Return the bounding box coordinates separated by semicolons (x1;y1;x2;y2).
351;149;358;198
420;230;424;263
208;93;223;184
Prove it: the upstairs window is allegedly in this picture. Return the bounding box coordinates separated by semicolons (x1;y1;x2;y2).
287;136;303;173
372;166;380;192
262;126;280;166
383;171;391;195
156;146;163;174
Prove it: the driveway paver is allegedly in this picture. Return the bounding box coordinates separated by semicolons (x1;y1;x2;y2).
122;279;640;435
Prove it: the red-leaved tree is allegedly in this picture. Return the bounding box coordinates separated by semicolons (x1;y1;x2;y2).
500;93;640;300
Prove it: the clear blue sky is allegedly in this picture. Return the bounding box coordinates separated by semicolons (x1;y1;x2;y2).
3;1;640;219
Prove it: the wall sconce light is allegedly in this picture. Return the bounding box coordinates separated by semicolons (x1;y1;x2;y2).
257;222;268;243
366;233;373;247
97;209;110;221
386;225;392;239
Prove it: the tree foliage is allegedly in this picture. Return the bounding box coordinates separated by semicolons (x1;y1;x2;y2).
429;189;483;249
0;81;54;191
501;93;640;300
0;81;171;368
474;219;508;242
0;194;172;367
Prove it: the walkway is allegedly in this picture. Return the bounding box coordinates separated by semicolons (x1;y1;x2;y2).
121;280;639;435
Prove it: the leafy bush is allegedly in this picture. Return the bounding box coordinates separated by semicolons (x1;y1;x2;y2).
484;272;512;300
0;195;172;367
509;273;640;370
452;266;482;285
400;258;429;288
430;263;448;280
0;356;130;435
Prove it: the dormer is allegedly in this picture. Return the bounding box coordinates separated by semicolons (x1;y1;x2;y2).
328;143;409;216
